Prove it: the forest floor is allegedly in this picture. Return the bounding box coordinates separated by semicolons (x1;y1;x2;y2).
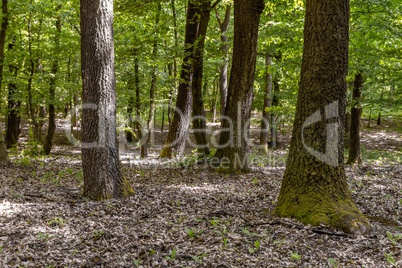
0;119;401;267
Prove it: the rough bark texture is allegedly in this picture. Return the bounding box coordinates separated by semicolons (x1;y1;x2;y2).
259;55;272;153
214;0;264;172
80;0;133;200
44;9;61;155
159;0;198;158
274;0;370;234
269;77;279;148
346;73;362;164
192;1;212;156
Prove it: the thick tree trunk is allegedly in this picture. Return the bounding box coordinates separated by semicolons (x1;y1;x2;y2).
346;73;362;164
160;0;199;158
216;4;231;122
168;0;179;128
80;0;133;200
214;0;264;172
192;1;212;156
44;10;61;155
259;55;272;153
274;0;369;234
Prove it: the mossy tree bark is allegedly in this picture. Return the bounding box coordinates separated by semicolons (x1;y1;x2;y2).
274;0;370;234
214;0;264;172
80;0;134;200
346;73;363;164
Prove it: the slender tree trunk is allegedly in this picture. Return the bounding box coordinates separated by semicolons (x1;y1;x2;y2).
134;57;143;147
377;112;381;125
168;0;179;128
0;0;9;161
344;111;351;149
214;0;264;172
347;73;362;164
142;4;160;158
80;0;133;200
160;0;199;158
274;0;369;234
44;8;62;155
216;4;231;122
192;0;212;156
5;38;21;149
270;77;279;148
259;55;272;153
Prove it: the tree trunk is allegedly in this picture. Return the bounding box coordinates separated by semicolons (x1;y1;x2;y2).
270;77;279;148
142;3;160;158
259;55;272;153
80;0;133;200
0;0;8;161
346;73;362;164
216;4;231;123
344;111;351;149
168;0;179;128
274;0;369;234
134;57;143;147
192;0;212;157
159;0;198;158
44;8;61;155
214;0;264;172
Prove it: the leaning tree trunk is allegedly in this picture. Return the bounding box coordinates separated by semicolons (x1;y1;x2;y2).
259;55;272;153
159;0;198;158
346;73;363;164
80;0;133;200
214;0;264;172
44;8;61;155
274;0;369;234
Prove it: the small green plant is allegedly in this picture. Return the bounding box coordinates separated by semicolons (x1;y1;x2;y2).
93;230;105;238
191;252;207;263
328;258;340;267
290;252;302;261
133;258;142;267
165;248;177;261
240;227;260;237
386;231;402;246
185;227;203;239
248;240;261;253
37;232;51;242
47;217;65;227
385;253;397;267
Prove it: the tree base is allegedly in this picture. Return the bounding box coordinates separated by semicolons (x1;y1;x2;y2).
274;195;370;234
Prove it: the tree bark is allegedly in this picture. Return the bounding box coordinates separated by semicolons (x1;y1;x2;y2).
159;0;198;158
192;0;212;156
44;7;62;155
259;55;272;153
270;76;279;148
214;0;264;172
216;4;231;122
346;73;362;164
0;0;8;161
274;0;369;234
80;0;133;200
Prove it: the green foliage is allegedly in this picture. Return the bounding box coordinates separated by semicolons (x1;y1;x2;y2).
290;251;302;261
165;248;177;261
36;232;51;243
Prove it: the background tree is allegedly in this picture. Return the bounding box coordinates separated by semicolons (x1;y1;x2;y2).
274;0;370;234
214;0;264;172
80;0;133;200
0;0;9;161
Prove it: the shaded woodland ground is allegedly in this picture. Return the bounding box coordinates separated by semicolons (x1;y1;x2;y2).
0;118;401;267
